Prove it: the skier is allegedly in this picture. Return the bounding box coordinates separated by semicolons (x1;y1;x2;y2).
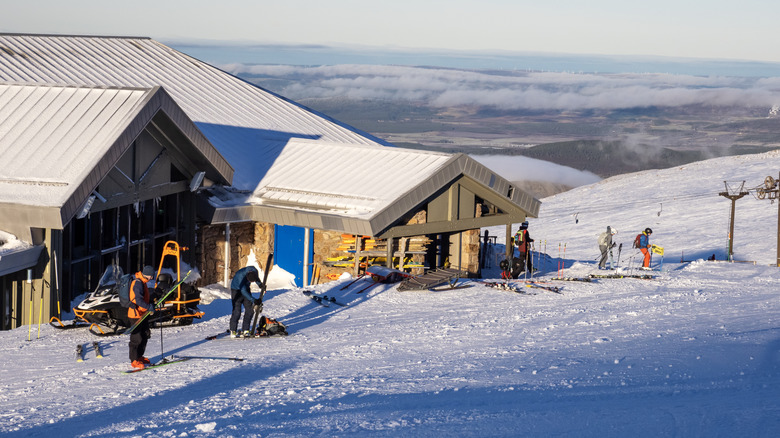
512;221;534;277
597;226;617;269
230;266;264;338
128;265;156;370
637;227;653;270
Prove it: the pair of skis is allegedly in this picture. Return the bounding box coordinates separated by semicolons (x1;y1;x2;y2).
249;253;274;336
479;280;562;295
121;357;190;374
523;282;562;294
122;270;193;335
303;290;347;307
122;354;245;374
76;341;103;362
204;329;288;341
479;281;536;295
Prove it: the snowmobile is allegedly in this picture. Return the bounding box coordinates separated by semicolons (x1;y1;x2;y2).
70;265;132;335
52;241;204;336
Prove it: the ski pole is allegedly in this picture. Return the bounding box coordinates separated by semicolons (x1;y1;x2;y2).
159;317;165;361
562;243;567;277
559;243;564;279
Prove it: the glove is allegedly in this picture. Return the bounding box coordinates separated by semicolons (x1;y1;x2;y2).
253;298;262;306
146;306;155;315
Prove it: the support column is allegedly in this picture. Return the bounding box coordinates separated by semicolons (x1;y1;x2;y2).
386;237;394;268
354;235;363;277
223;223;230;287
303;227;311;286
505;223;513;264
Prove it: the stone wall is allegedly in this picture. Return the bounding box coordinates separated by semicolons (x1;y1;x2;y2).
197;222;264;287
253;222;274;272
313;229;348;283
460;228;481;276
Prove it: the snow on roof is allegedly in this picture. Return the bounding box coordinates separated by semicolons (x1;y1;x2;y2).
248;139;454;218
0;83;153;208
0;34;391;191
206;140;541;235
0;228;40;276
0;229;29;256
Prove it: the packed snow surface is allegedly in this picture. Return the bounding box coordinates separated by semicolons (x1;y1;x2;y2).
2;151;780;437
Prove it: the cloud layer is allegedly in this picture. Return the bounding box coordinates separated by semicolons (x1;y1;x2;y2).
471;155;601;187
222;63;780;111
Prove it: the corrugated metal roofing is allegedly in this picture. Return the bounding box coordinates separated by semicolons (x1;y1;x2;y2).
252;139;453;217
0;34;540;235
0;34;390;190
0;83;152;208
205;139;541;234
0;82;233;235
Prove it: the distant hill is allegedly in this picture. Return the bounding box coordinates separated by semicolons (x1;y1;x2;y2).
294;96;780;178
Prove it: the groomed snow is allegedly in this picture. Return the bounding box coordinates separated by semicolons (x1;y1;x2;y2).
2;151;780;437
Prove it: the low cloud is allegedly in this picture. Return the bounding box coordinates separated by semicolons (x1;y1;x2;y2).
222;63;780;111
471;155;601;188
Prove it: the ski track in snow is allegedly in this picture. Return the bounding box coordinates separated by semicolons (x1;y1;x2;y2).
3;152;780;437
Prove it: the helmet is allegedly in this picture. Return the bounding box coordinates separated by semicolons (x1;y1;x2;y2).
520;221;529;229
645;227;653;234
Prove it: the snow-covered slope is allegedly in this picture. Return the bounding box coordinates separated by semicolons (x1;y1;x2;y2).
2;151;780;437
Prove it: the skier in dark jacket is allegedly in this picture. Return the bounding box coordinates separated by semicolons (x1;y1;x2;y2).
230;266;264;338
512;221;534;278
128;265;155;369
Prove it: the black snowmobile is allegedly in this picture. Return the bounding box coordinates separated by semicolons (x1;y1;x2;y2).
55;264;203;336
72;265;132;335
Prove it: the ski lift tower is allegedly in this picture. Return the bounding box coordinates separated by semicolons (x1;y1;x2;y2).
719;181;749;262
754;174;780;266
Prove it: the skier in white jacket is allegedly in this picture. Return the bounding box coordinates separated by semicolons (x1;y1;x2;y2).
598;226;617;269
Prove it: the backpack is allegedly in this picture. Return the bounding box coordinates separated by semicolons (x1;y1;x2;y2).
258;316;288;337
118;274;136;308
633;233;642;249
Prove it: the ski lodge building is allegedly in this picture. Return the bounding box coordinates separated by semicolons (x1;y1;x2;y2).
0;33;540;330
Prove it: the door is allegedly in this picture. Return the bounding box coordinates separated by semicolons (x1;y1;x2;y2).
273;225;313;287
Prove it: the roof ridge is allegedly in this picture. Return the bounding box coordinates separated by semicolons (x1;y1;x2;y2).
0;32;151;40
0;82;157;92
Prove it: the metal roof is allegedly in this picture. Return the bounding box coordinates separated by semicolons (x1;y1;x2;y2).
0;84;152;208
252;139;454;217
0;82;232;235
204;139;541;235
0;34;540;236
0;33;390;190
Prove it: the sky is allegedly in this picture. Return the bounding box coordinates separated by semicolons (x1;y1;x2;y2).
3;0;780;65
